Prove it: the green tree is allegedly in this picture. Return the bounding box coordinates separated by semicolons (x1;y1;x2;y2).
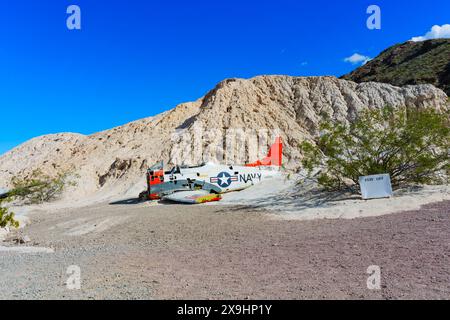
10;169;78;204
300;107;449;193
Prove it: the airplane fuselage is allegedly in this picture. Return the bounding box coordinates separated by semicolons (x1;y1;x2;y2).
144;137;283;202
165;163;280;193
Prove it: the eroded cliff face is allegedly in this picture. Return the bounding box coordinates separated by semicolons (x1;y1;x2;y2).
0;76;447;200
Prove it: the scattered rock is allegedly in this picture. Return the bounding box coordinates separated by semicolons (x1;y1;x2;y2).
12;234;31;244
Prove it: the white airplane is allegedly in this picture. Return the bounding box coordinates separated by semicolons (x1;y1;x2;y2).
142;137;283;204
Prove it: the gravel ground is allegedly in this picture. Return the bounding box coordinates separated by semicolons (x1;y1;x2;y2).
0;200;449;300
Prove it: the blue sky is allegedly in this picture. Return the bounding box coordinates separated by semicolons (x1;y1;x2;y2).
0;0;449;154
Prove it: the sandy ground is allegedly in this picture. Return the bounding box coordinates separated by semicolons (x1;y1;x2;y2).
0;199;449;300
218;177;450;220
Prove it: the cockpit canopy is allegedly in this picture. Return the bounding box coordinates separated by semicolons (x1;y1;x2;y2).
149;161;206;175
165;163;206;175
148;161;163;172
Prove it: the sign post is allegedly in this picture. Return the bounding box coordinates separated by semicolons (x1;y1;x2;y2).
359;174;393;200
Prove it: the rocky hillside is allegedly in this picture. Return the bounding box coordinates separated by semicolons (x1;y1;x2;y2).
0;76;448;202
342;39;450;96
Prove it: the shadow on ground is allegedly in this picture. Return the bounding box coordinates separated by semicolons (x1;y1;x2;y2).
217;183;427;215
109;198;142;205
217;184;359;214
109;198;188;206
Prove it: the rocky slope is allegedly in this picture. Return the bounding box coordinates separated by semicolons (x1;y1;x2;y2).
0;76;448;202
342;39;450;96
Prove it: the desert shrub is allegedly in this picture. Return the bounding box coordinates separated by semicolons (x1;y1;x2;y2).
10;169;78;204
300;106;449;193
0;199;19;229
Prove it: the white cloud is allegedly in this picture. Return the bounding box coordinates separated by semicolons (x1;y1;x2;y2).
344;53;372;65
410;24;450;42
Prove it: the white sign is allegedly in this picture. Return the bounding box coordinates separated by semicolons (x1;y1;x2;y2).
359;174;393;200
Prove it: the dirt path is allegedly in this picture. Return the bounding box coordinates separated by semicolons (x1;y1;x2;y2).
1;200;449;299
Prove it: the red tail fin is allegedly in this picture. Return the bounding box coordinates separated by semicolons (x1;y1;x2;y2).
246;137;282;167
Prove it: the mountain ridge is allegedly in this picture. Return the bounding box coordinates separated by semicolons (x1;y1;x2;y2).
342;39;450;95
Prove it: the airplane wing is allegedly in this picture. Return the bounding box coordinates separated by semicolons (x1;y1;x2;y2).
162;190;221;204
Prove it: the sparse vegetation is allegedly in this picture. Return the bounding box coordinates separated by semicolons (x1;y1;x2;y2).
10;170;78;205
0;198;19;229
300;106;450;193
